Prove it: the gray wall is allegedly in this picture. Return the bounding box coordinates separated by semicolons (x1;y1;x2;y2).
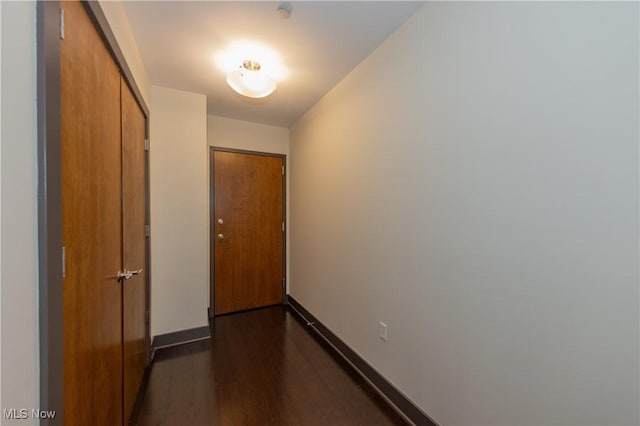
150;86;208;337
1;1;39;422
290;2;639;425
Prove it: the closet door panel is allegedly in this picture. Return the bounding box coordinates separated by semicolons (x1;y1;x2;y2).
61;1;123;425
121;77;147;422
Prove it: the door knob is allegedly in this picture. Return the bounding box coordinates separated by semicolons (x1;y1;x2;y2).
217;218;224;224
217;233;225;240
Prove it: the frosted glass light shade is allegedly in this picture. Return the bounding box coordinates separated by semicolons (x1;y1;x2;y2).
226;60;277;98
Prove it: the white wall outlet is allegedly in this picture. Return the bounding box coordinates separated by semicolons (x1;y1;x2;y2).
379;321;388;342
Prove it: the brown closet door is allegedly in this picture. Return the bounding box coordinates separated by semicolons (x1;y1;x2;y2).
61;1;123;425
121;77;147;423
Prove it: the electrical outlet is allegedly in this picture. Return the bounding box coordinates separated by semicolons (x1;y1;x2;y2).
379;321;388;342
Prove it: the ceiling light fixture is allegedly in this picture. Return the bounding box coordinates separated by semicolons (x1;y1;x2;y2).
226;60;277;98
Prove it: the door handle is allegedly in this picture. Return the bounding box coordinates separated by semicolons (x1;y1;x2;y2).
117;268;144;281
217;233;225;241
117;270;132;281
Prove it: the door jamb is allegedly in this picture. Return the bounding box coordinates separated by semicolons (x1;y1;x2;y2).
37;2;63;422
209;147;287;318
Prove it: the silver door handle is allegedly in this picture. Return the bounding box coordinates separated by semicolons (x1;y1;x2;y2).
217;233;225;240
117;270;132;280
117;268;144;281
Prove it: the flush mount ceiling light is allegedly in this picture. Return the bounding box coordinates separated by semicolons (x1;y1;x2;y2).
226;60;277;98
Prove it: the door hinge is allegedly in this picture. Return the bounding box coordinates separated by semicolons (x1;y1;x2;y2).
282;222;285;232
145;224;150;237
145;311;150;324
144;139;150;151
282;165;285;175
59;8;65;40
62;246;66;278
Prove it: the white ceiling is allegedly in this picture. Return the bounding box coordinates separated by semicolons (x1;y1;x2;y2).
122;1;424;127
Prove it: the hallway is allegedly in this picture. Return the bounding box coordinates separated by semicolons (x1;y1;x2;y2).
134;306;407;426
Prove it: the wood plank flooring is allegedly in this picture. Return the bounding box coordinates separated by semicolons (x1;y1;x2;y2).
134;306;408;426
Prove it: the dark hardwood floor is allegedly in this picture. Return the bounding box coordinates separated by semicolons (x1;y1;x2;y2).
134;306;408;426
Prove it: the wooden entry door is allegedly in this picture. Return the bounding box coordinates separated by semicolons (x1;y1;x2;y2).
212;150;285;315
